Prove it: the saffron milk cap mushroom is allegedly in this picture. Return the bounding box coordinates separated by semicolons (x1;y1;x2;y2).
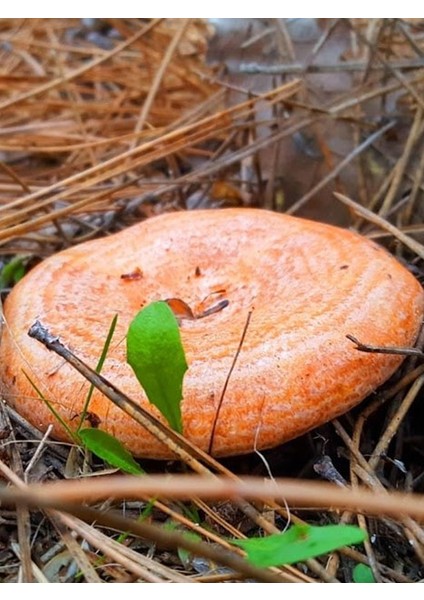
0;208;423;458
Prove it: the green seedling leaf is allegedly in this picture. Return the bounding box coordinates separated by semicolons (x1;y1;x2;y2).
353;563;376;583
77;314;118;432
126;301;188;433
0;255;28;289
232;524;367;568
79;428;144;475
177;531;202;567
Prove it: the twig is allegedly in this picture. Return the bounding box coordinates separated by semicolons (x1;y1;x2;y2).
0;81;301;244
368;373;424;471
24;424;53;482
397;20;424;58
3;473;424;522
328;70;424;115
239;58;424;74
346;334;424;359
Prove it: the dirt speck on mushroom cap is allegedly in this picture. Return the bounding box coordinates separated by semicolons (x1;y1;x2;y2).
0;208;423;458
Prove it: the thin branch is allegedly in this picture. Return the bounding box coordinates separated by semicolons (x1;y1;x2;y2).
239;58;424;74
346;334;424;359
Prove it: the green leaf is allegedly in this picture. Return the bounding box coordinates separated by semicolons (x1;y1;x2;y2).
79;428;144;475
232;524;367;567
353;564;376;583
126;301;188;433
0;256;28;289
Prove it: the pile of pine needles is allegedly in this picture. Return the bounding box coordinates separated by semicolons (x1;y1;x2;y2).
1;18;424;583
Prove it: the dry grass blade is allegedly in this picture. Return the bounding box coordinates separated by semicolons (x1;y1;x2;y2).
0;403;32;582
0;81;300;245
334;192;424;259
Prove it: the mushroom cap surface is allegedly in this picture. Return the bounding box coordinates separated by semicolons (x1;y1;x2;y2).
1;208;423;458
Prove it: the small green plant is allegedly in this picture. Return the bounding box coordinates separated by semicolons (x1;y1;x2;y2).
24;314;143;474
23;377;144;474
83;301;187;471
352;563;376;583
231;523;367;568
74;313;145;474
25;301;187;474
0;255;28;289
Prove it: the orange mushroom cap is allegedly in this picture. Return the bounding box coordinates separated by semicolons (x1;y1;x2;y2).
0;208;423;458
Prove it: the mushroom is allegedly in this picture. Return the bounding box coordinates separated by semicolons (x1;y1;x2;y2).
0;208;423;459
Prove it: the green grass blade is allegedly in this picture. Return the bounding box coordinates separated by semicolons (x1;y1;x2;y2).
77;313;118;432
22;369;79;443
